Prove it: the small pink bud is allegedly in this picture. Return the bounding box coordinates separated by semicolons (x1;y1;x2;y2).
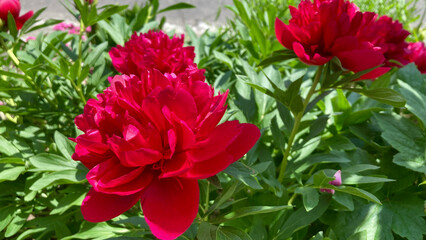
320;170;342;194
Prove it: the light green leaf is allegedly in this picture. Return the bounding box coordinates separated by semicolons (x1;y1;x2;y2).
214;205;292;223
346;88;406;108
0;206;16;232
29;153;78;171
0;166;25;182
30;170;86;191
54;131;76;160
0;136;20;156
5;209;31;238
62;222;128;240
342;173;394;184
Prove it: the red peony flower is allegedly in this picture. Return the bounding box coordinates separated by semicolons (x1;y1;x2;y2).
275;0;389;79
0;0;33;30
320;170;342;194
72;69;260;239
109;31;198;76
356;14;411;67
406;42;426;74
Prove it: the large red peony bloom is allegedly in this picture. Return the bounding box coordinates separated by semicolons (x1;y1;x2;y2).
0;0;33;30
406;42;426;74
109;31;198;76
72;68;260;239
355;14;410;67
275;0;389;79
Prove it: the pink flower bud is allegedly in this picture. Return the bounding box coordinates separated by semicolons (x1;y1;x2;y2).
320;170;342;194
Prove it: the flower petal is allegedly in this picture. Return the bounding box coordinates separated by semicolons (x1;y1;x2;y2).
275;18;296;50
141;178;199;240
81;188;141;222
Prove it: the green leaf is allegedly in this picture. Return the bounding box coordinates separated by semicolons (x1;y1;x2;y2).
216;226;253;240
334;195;425;240
206;182;240;216
397;80;426;125
333;191;354;211
213;51;233;68
0;206;16;232
54;131;76;160
258;51;297;67
288;152;351;174
97;20;125;45
29;153;78;171
328;186;381;204
5;209;31;238
223;162;263;189
85;42;108;67
346;88;406;108
197;222;217;240
0;166;25;182
50;191;85;215
397;63;425;95
158;2;195;13
342;173;394;184
7;12;18;38
270;116;286;152
387;196;426;240
0;135;20;156
93;5;128;25
275;194;331;239
313;170;335;187
224;162;262;189
295;187;320;212
343;164;380;173
62;222;128;240
324;135;356;151
214;205;292;223
374;113;426;173
30;169;87;191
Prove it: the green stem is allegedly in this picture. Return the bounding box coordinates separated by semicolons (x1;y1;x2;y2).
287;193;298;206
278;65;324;182
204;181;210;215
71;18;87;105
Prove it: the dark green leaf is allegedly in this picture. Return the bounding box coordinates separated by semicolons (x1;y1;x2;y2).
275;194;331;239
158;2;195;13
295;187;320;212
216;226;253;240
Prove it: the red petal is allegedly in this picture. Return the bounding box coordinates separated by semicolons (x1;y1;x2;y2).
141;178;199;240
81;188;141;222
16;11;33;30
336;49;385;72
160;152;193;178
225;123;261;160
189;121;242;162
87;158;153;195
182;152;233;179
275;18;296;50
